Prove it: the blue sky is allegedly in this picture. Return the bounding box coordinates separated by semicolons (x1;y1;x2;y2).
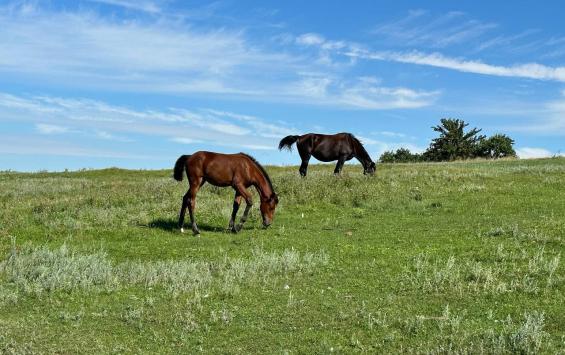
1;0;564;171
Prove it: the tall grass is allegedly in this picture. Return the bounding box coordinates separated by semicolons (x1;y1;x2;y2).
1;244;329;297
404;241;561;295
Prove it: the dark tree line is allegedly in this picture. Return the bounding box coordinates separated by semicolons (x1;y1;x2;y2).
379;118;516;163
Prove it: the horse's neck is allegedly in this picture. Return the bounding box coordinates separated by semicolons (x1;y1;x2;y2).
253;171;272;200
353;141;372;165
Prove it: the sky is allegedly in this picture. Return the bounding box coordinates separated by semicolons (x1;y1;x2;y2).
1;0;564;171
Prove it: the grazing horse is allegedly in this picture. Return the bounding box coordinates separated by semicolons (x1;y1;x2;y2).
278;133;376;176
174;152;279;235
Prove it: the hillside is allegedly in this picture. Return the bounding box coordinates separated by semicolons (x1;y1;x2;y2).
1;158;564;353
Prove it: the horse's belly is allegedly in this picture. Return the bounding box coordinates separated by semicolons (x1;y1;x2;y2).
203;174;232;187
312;153;336;162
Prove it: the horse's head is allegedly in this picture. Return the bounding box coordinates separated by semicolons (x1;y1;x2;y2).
364;161;376;175
260;193;279;227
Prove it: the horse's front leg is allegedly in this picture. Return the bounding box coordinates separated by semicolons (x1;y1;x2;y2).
234;185;253;232
229;192;242;233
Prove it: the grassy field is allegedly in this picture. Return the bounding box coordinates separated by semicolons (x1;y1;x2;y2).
0;158;564;353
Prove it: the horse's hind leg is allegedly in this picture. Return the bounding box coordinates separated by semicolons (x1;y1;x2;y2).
299;159;310;177
334;156;346;175
298;148;311;177
178;189;190;232
186;177;203;235
229;191;242;233
296;142;312;177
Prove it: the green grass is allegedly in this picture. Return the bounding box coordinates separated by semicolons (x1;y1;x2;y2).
0;158;564;353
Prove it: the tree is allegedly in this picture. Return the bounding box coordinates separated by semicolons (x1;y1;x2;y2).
475;134;516;159
379;150;396;163
423;118;485;161
379;148;422;163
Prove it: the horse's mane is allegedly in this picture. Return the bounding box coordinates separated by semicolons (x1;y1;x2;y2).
240;153;274;193
348;134;371;160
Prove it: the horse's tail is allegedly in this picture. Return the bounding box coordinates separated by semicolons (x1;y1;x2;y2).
173;155;190;181
278;135;300;151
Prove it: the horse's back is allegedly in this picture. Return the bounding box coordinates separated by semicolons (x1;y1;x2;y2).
186;151;252;186
305;133;355;161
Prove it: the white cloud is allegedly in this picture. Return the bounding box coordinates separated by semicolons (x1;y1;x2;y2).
0;5;439;110
170;137;203;145
35;123;70;134
515;147;554;159
87;0;162;13
171;137;274;151
0;92;289;153
95;130;133;142
373;131;408;138
0;136;157;160
208;123;250;136
500;91;565;135
296;33;325;46
0;4;294;95
284;74;439;109
338;83;440;109
346;50;565;82
371;10;497;48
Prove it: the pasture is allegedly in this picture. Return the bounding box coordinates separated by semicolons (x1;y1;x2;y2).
0;158;564;353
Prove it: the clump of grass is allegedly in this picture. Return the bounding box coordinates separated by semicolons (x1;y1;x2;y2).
1;245;329;297
404;243;561;294
1;244;117;294
210;308;234;325
479;225;552;243
414;310;550;354
478;311;549;354
0;285;19;306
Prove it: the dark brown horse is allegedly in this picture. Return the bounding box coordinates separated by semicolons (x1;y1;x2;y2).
174;151;278;235
278;133;376;176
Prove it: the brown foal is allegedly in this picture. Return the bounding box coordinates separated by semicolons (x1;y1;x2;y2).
174;151;279;235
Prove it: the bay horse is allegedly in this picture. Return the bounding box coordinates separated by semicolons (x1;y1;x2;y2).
173;151;278;235
278;133;376;176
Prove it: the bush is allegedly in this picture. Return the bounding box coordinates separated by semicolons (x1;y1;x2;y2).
475;134;516;159
379;148;422;163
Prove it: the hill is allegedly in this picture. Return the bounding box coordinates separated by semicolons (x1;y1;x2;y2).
1;158;564;353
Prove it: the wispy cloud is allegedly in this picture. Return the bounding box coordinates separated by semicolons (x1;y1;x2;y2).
473;29;540;53
0;136;157;160
371;10;497;48
505;91;565;135
86;0;162;13
0;3;435;110
283;72;440;109
0;3;294;95
0;92;293;153
35;123;70;134
345;49;565;82
372;131;409;139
